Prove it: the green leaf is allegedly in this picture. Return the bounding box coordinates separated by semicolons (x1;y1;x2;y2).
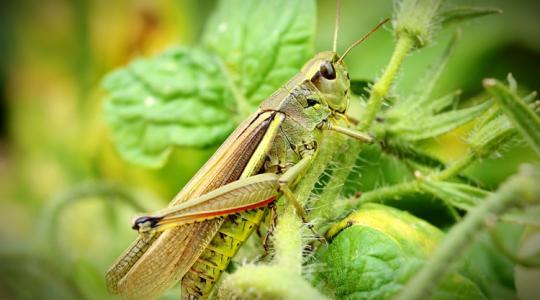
440;6;502;26
103;0;317;167
388;90;460;122
203;0;316;116
384;33;481;142
484;78;540;156
103;47;237;167
313;204;486;300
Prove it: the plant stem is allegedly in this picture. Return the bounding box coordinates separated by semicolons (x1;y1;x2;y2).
308;132;348;222
296;131;346;206
394;165;540;300
273;206;303;272
345;181;418;208
217;265;328;300
434;152;475;181
360;35;414;130
272;131;346;269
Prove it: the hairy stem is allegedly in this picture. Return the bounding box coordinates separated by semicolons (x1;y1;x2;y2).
434;152;475;181
296;131;346;207
217;265;328;300
345;181;418;208
273;206;303;272
254;131;346;273
360;35;415;130
394;165;540;300
308;132;348;222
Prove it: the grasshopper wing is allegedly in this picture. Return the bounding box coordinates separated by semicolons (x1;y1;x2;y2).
106;111;284;299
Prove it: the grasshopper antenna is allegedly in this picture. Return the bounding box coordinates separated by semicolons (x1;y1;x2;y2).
332;0;341;53
337;18;390;63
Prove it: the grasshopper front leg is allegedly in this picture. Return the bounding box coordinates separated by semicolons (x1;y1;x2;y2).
133;155;314;234
321;121;374;143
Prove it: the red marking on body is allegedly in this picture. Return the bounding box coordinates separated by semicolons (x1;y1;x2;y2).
192;196;276;219
159;196;277;227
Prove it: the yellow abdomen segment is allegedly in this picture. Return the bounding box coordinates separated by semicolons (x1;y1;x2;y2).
181;208;267;299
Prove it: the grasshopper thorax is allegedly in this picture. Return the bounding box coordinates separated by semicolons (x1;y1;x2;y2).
301;51;350;114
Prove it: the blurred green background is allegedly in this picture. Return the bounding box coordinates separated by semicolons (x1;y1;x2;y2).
0;0;539;299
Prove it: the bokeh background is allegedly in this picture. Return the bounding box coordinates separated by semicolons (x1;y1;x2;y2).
0;0;539;299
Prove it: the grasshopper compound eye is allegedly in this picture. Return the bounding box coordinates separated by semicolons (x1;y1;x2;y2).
320;61;336;80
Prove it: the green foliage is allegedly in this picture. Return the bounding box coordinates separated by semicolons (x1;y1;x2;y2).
395;165;540;300
312;204;486;300
393;0;502;48
103;47;237;167
203;0;316;113
103;0;316;167
466;223;523;300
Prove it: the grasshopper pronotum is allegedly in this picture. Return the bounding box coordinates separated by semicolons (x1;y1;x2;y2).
106;3;388;299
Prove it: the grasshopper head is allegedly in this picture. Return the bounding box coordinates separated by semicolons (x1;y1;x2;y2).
300;18;389;115
301;51;350;114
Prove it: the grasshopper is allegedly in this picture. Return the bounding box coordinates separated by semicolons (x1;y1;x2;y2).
106;4;388;298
